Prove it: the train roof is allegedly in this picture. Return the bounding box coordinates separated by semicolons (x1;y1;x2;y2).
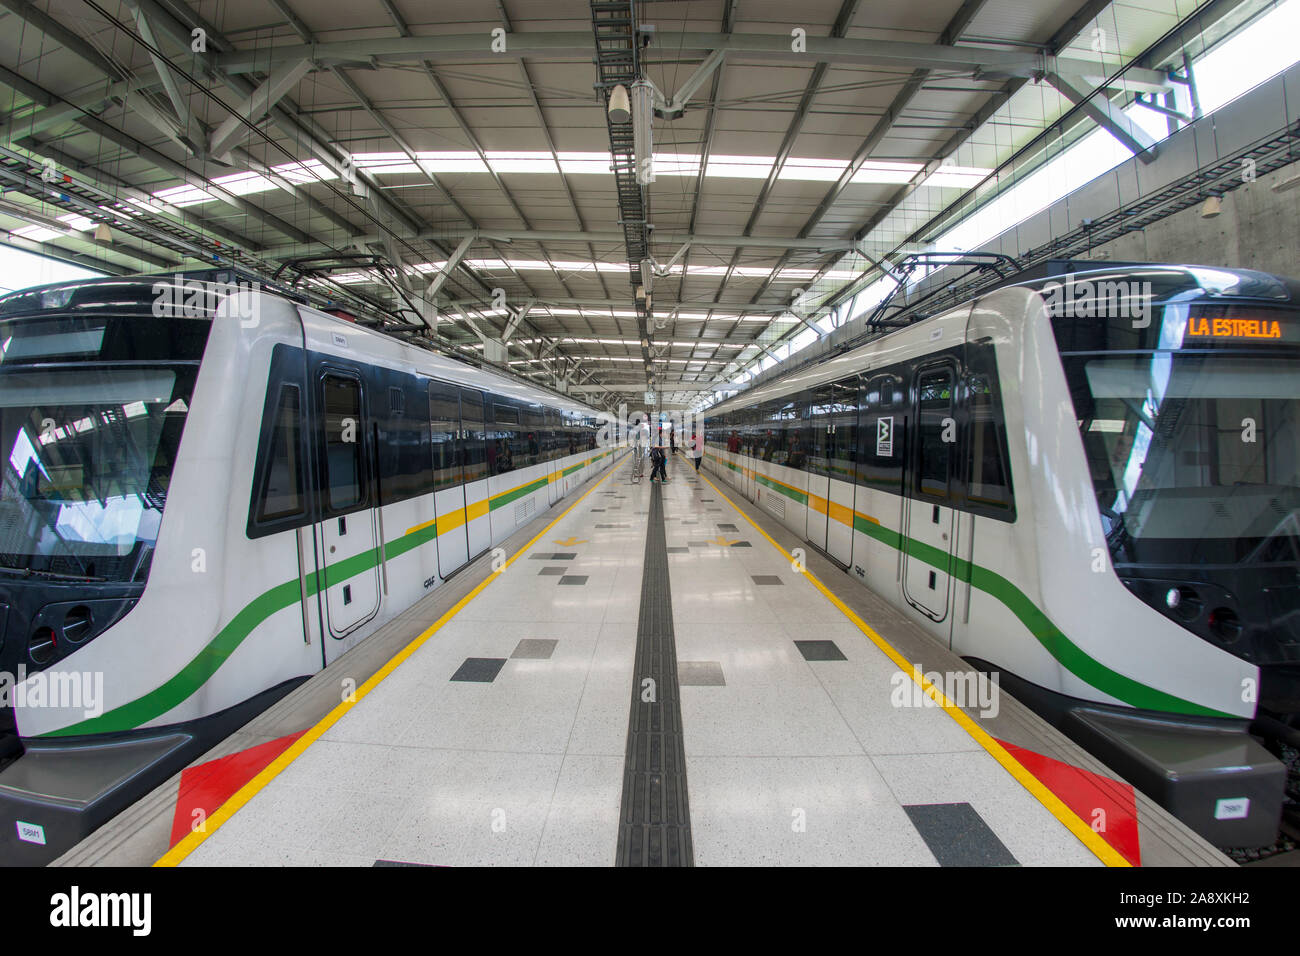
0;269;305;318
0;272;603;419
705;261;1300;419
993;261;1300;304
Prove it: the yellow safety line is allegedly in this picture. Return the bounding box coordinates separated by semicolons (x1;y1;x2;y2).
156;451;628;866
696;467;1131;868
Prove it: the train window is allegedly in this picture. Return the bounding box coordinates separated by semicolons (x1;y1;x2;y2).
458;387;487;481
915;367;954;500
256;384;304;522
964;345;1015;519
807;386;832;474
490;401;522;473
322;374;364;511
429;382;461;491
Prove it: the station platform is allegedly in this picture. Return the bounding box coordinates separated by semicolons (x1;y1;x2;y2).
59;451;1231;868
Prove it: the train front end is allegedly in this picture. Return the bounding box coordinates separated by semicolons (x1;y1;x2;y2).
1044;265;1300;846
0;276;217;863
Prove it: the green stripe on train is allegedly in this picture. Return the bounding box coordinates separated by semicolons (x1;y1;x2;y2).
713;457;1234;719
44;450;619;738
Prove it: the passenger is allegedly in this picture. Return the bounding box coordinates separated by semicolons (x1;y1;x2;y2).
690;431;704;471
669;424;676;456
649;441;668;482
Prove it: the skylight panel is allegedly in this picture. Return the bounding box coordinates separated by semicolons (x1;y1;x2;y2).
850;161;921;185
152;183;216;206
705;155;775;178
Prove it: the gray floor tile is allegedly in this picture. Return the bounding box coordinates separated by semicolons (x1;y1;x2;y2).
794;640;847;661
679;661;726;686
450;657;507;682
903;803;1019;867
512;638;559;660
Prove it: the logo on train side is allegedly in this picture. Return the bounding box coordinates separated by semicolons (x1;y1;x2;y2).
876;416;893;456
151;274;261;328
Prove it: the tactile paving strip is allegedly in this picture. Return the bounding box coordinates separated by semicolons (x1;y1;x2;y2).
615;482;694;867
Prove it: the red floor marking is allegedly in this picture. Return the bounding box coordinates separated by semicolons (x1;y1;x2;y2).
169;731;306;848
997;738;1142;866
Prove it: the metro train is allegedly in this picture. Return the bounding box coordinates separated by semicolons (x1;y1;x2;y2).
703;263;1300;848
0;271;618;863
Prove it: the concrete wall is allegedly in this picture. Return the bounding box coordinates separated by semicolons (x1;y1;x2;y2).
1084;159;1300;276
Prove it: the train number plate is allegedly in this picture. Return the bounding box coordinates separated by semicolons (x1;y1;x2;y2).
16;821;46;845
1214;797;1250;820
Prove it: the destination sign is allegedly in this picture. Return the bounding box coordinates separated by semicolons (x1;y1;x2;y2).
1184;310;1300;345
1187;316;1284;339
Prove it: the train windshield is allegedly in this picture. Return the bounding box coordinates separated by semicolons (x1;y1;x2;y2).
1055;287;1300;564
0;306;209;582
1062;349;1300;567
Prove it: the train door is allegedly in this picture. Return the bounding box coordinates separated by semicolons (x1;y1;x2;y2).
806;387;830;553
429;382;490;579
460;387;491;561
316;370;382;640
806;379;858;568
902;364;958;622
545;407;561;506
744;424;758;501
824;377;859;567
429;381;469;578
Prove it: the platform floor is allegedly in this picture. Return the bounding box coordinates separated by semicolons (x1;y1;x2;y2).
144;450;1156;868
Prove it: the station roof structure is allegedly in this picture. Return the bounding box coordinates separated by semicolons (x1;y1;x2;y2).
0;0;1271;408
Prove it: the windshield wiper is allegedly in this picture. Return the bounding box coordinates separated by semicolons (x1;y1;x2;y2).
0;565;106;583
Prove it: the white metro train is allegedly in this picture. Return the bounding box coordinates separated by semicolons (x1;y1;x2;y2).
703;263;1300;848
0;271;619;863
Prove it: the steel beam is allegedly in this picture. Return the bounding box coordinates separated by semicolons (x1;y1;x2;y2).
122;0;197;149
262;229;857;260
1045;72;1159;162
207;59;313;161
207;30;1172;92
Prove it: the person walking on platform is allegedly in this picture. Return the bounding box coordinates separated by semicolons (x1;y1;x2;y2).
649;440;669;482
689;431;704;472
669;424;676;457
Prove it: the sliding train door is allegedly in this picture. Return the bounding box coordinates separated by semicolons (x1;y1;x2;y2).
429;382;469;577
824;377;859;567
459;388;491;561
545;406;561;506
806;379;859;567
901;363;958;622
316;369;382;642
429;381;490;579
806;388;831;554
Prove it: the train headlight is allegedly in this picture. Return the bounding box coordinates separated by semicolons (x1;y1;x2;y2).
1165;586;1203;621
